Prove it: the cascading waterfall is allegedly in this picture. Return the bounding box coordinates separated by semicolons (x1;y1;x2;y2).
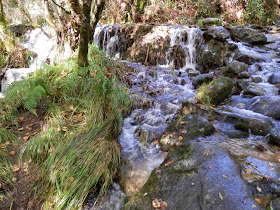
90;25;198;209
94;25;121;58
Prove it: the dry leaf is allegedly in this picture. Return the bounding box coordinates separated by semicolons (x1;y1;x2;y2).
70;177;75;183
49;147;55;153
222;175;228;179
13;168;20;172
69;105;74;110
178;136;183;141
181;130;187;134
19;117;24;121
18;127;24;131
25;132;30;136
153;140;159;144
156;169;162;174
255;198;262;204
256;187;262;192
70;132;75;135
164;161;174;167
209;164;213;169
9;151;16;156
35;175;40;182
219;192;223;200
22;136;29;142
165;132;169;137
160;201;168;210
62;127;68;131
180;121;186;125
57;127;61;132
246;168;252;173
152;199;161;208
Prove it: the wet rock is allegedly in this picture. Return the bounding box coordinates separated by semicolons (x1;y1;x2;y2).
243;84;276;97
201;42;224;70
126;143;263;210
269;128;280;146
251;76;262;83
230;26;267;44
271;197;280;209
236;79;249;91
245;96;280;120
268;72;280;85
238;71;251;79
171;45;186;70
196;77;234;105
160;114;215;151
192;73;213;88
224;60;249;77
234;50;268;65
203;26;230;42
187;69;200;77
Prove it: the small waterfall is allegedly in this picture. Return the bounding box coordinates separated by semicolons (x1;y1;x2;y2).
165;26;198;70
94;25;121;58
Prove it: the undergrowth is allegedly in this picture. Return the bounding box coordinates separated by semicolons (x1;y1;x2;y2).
0;44;132;209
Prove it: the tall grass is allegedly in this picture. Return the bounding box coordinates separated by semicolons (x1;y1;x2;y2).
1;44;131;209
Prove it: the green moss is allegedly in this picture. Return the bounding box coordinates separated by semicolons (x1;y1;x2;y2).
196;77;234;105
234;122;249;132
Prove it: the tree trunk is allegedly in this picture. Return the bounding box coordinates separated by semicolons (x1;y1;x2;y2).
0;0;15;53
78;0;92;67
90;0;105;41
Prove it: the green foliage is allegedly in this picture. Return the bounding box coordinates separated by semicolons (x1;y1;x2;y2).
244;0;266;25
15;44;132;209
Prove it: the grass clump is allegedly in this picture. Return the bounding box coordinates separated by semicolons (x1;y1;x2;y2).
1;44;132;209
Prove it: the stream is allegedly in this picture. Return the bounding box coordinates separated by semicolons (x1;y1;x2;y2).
1;24;280;209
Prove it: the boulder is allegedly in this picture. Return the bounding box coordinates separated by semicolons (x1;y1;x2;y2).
230;26;267;44
269;127;280;146
251;76;262;83
160;114;215;151
192;73;214;88
203;26;230;42
245;96;280;120
187;69;200;77
196;77;234;105
268;72;280;85
126;143;263;210
201;42;224;70
243;84;277;97
234;50;268;65
224;60;249;77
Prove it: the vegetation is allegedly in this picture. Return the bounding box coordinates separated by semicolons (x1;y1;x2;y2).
0;44;132;209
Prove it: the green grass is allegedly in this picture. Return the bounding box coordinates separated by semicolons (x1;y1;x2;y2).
0;44;132;209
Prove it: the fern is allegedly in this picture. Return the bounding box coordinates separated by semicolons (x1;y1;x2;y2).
0;128;17;144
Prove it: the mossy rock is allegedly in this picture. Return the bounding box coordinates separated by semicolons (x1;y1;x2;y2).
196;77;234;105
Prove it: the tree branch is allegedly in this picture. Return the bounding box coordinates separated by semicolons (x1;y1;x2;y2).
51;0;71;14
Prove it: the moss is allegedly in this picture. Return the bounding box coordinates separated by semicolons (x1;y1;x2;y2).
196;77;234;105
234;122;249;132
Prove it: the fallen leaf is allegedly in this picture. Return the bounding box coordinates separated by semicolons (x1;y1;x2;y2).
222;175;228;179
165;132;169;137
256;187;262;192
25;132;30;136
70;132;75;135
19;117;24;121
49;147;55;153
246;168;252;173
160;201;168;210
164;161;174;167
219;192;223;200
153;140;159;144
69;105;74;110
18;127;24;131
264;175;270;180
9;151;16;156
180;121;186;125
35;175;40;182
209;164;213;169
77;113;83;117
255;198;262;204
178;136;183;141
57;127;61;132
13;168;20;172
22;136;29;142
69;177;75;183
181;130;187;134
28;127;32;130
252;204;256;208
156;169;162;174
152;199;161;208
278;159;280;163
62;127;68;131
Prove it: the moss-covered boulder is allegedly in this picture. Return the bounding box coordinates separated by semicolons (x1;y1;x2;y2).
196;77;234;105
201;41;224;70
159;114;215;151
